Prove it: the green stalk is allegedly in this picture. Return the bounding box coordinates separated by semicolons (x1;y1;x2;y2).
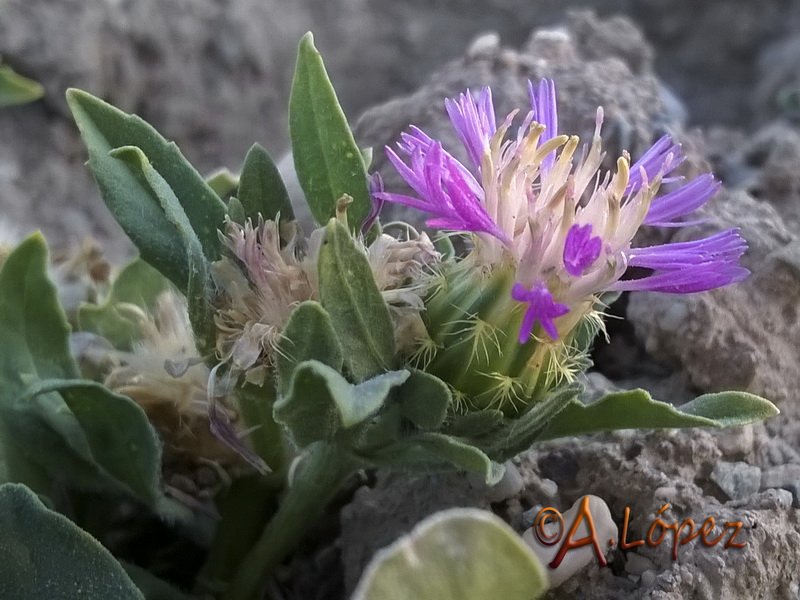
197;382;288;595
223;442;360;600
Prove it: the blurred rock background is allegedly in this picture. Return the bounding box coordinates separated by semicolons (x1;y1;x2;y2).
2;0;800;257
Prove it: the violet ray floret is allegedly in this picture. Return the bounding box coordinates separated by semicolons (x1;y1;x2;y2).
445;87;496;170
626;135;684;193
511;282;570;342
626;229;746;270
612;263;750;294
644;174;721;227
563;223;603;276
528;79;558;175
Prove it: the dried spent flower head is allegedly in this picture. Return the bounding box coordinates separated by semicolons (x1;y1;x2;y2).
104;290;244;469
377;79;749;412
212;216;440;382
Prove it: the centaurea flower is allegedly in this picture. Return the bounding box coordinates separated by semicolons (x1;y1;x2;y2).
377;79;749;411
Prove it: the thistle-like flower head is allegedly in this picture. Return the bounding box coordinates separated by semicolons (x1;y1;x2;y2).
377;79;749;344
376;80;749;411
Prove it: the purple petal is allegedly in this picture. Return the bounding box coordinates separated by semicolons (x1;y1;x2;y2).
512;282;570;342
361;172;385;234
627;135;684;194
445;87;497;170
563;224;603;276
529;79;559;176
612;264;750;293
627;229;746;270
644;174;721;226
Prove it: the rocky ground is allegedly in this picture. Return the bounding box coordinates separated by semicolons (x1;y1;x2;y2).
2;1;800;599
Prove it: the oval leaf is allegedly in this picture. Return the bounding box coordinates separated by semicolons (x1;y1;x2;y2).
275;301;343;395
397;369;451;430
274;361;408;447
289;33;371;229
0;483;144;600
0;235;161;502
352;508;548;600
0;64;44;107
238;143;294;223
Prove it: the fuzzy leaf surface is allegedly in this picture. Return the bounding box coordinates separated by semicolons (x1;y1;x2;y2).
0;484;144;600
275;301;343;396
66;89;226;289
110;146;214;353
0;235;161;502
352;508;547;600
397;369;451;430
538;388;780;441
318;220;395;382
238;143;294;222
274;361;408;447
289;33;370;229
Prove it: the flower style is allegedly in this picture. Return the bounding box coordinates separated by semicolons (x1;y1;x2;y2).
376;80;749;347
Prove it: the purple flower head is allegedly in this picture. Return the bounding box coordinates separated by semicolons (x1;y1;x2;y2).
563;224;602;276
512;282;571;342
377;78;749;347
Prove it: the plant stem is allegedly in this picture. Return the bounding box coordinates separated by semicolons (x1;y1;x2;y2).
223;442;359;600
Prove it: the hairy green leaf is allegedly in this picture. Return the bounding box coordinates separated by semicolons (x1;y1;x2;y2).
318;220;395;381
0;235;161;502
289;33;370;229
66;89;226;289
397;369;451;430
352;508;548;600
275;301;343;395
538;388;780;441
0;483;144;600
274;361;408;447
238;143;294;223
110;146;214;354
0;64;44;107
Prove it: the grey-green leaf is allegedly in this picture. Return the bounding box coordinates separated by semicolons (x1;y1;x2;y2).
0;64;44;107
274;361;408;447
110;146;214;353
20;379;161;503
289;33;371;229
538;388;780;441
66;89;226;289
397;369;451;430
238;143;294;223
352;508;548;600
0;483;144;600
479;383;583;462
0;235;161;502
275;301;343;396
318;220;395;382
78;258;170;350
